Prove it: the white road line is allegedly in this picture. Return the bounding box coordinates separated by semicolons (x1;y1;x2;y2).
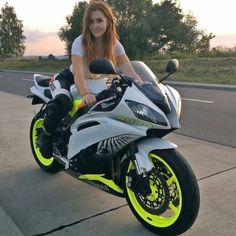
182;98;214;104
20;79;216;105
22;78;33;82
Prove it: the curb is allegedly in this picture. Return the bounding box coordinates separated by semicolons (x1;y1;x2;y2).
0;69;54;76
165;81;236;91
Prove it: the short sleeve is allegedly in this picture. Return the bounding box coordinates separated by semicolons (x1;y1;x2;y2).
115;40;125;56
71;35;84;57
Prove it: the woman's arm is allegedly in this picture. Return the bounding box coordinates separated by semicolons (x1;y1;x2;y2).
116;54;142;83
71;54;96;105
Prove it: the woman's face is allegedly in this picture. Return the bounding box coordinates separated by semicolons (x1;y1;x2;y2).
89;10;108;39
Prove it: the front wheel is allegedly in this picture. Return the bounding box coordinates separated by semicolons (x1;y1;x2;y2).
30;114;61;173
124;149;200;235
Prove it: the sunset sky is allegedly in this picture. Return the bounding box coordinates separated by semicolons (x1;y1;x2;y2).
0;0;235;55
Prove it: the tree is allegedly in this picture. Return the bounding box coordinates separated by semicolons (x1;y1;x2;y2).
58;1;88;56
196;33;215;54
149;0;214;54
108;0;153;58
58;0;214;58
0;2;25;58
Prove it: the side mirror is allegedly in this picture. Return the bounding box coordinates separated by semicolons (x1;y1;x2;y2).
89;59;117;74
159;59;179;82
166;59;179;74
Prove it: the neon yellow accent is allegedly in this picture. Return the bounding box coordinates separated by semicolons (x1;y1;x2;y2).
126;153;183;228
32;118;54;166
147;179;159;201
69;99;85;117
79;174;123;194
115;115;153;128
167;175;175;186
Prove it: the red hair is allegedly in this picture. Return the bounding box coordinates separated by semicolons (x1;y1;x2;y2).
82;1;118;65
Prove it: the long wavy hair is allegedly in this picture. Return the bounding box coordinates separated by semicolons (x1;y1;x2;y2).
82;1;118;65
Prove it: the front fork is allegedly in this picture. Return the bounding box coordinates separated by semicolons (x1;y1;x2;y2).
126;142;154;195
129;142;154;175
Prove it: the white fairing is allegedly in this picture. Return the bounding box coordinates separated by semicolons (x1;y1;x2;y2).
113;85;171;127
163;84;182;128
67;83;172;159
30;86;50;103
30;74;51;103
68;116;145;159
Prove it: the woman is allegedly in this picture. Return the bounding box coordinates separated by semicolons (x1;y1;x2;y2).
39;0;140;158
72;0;140;105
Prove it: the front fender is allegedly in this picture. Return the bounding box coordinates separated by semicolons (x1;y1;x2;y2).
133;138;177;174
137;138;177;157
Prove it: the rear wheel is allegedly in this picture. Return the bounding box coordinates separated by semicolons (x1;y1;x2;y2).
124;149;199;235
30;114;61;173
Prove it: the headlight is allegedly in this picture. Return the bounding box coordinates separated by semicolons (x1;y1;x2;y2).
126;100;167;126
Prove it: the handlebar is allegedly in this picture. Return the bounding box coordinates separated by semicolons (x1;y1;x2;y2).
95;76;127;102
84;76;133;113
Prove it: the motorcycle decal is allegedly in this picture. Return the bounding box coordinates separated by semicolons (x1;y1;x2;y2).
96;135;138;156
115;115;153;128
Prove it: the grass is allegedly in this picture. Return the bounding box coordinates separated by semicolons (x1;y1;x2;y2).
145;57;236;85
0;56;236;85
0;57;70;73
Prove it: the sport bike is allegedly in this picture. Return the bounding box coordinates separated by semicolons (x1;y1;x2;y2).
29;59;200;235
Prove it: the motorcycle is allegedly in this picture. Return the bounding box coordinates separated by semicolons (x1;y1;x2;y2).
29;59;200;235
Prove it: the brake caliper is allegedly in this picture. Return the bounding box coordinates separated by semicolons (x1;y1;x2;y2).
127;169;152;196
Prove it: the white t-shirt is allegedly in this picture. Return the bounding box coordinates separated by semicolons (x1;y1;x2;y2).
71;35;125;94
71;34;125;58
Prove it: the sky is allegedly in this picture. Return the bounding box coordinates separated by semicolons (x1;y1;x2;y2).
0;0;236;56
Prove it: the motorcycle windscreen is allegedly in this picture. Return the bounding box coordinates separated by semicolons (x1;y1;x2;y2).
130;61;171;114
131;61;159;85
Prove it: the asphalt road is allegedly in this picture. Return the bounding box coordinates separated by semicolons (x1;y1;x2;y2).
0;70;235;148
0;91;236;236
0;71;236;236
174;85;236;148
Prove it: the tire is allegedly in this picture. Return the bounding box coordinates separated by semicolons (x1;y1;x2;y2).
29;114;61;173
124;149;200;235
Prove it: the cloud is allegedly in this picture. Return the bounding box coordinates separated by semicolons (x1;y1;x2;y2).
211;34;236;48
23;28;66;56
24;28;60;43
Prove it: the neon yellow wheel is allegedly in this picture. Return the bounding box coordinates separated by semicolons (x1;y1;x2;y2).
30;115;61;173
32;118;54;166
124;149;199;235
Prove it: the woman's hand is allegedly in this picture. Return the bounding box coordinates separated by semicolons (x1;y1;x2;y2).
82;93;96;107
